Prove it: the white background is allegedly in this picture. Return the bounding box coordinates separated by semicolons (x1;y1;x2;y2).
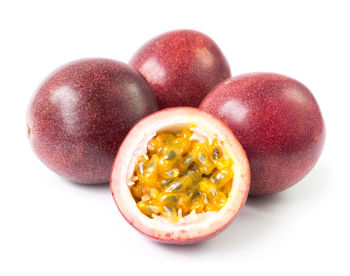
1;0;349;275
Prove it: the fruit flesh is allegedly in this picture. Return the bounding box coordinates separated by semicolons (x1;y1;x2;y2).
27;58;158;184
130;29;231;108
200;73;325;196
110;107;250;244
130;127;234;223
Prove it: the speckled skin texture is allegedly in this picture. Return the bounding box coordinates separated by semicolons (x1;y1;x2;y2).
200;73;325;196
129;29;231;109
27;58;158;184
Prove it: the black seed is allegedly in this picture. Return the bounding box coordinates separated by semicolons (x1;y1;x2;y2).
213;147;220;160
198;153;207;162
172;181;183;191
161;179;172;186
165;150;177;160
167;195;178;203
147;144;155;151
138;162;145;175
166;181;182;192
146;163;155;176
192;192;201;201
189;165;199;174
184;155;194;165
165;169;177;177
210;173;222;184
163;205;174;213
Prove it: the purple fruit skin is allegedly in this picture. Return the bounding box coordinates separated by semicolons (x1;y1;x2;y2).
200;73;325;196
129;29;231;109
27;58;158;184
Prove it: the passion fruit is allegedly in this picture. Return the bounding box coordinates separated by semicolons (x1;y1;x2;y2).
200;73;325;196
129;30;231;109
111;107;250;244
27;58;158;184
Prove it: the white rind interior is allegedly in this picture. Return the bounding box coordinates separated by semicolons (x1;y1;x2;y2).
111;108;250;242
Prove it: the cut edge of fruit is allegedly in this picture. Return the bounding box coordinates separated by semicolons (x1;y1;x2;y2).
111;107;250;243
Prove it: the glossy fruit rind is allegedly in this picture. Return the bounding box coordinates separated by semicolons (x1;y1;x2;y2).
200;73;325;196
27;58;158;184
130;30;231;108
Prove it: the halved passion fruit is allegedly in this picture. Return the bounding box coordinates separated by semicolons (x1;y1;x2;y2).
110;108;250;244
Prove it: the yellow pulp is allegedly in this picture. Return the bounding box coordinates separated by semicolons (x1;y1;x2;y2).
130;128;234;223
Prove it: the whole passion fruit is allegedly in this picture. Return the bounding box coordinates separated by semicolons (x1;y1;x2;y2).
129;30;231;109
200;73;325;196
111;107;250;244
27;58;158;184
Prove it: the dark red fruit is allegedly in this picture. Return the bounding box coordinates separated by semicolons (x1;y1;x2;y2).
129;29;231;109
200;73;325;196
27;58;158;184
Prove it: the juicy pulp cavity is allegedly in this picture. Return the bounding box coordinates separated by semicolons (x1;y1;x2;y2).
111;107;250;244
130;127;234;223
